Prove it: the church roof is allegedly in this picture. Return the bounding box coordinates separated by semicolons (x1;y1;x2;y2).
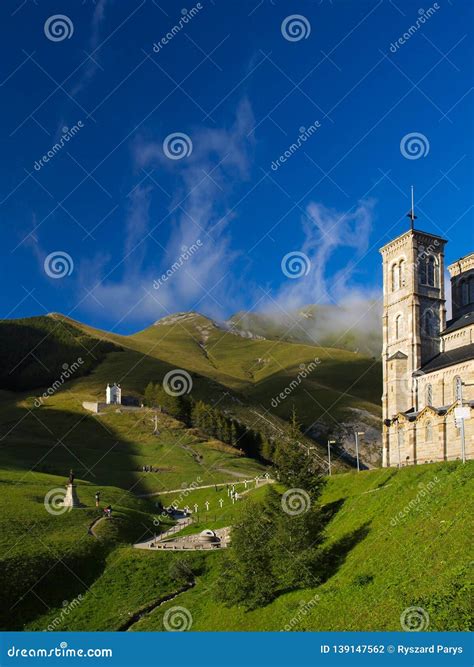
420;343;474;373
379;228;447;253
442;311;474;335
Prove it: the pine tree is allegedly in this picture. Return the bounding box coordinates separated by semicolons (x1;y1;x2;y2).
274;406;324;500
216;498;277;609
144;381;155;407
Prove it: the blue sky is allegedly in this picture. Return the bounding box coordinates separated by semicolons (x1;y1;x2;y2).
0;0;473;333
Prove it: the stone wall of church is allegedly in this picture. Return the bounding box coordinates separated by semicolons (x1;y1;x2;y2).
442;323;473;351
416;359;474;410
386;404;474;467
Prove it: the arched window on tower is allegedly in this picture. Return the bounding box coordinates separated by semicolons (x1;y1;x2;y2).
425;421;433;442
427;256;436;286
391;263;400;291
461;280;469;305
419;258;427;285
399;259;406;287
454;376;462;402
395;314;403;340
426;384;433;407
423;309;438;338
469;277;474;304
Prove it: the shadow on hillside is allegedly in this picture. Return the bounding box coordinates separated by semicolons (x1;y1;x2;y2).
318;522;371;584
376;470;397;488
0;539;110;631
320;498;346;526
0;403;144;490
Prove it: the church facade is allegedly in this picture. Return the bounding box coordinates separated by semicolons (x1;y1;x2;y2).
380;227;474;467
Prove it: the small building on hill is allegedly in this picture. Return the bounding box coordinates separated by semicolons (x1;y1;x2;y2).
106;383;122;405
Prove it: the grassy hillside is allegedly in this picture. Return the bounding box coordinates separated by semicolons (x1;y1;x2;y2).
0;316;116;391
0;468;164;630
131;461;474;632
11;462;472;632
1;313;470;633
48;311;381;465
48;311;382;424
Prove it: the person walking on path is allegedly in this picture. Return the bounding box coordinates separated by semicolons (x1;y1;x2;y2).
95;491;101;508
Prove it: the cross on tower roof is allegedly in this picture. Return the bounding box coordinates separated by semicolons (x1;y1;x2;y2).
407;185;417;229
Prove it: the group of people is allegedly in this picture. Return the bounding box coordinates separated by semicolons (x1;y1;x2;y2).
141;465;158;473
95;491;112;519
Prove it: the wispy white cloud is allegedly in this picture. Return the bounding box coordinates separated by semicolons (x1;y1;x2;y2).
254;199;382;352
81;98;256;323
275;199;377;310
70;0;109;96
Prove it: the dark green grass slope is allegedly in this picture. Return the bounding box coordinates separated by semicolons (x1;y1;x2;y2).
0;468;163;630
0;316;116;391
0;392;265;494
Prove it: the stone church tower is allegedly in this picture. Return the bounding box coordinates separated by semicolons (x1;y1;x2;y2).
380;206;473;468
380;227;447;465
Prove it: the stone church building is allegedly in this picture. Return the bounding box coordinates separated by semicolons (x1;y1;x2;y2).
380;226;473;467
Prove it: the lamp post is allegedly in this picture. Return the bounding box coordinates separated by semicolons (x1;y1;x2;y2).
459;382;474;464
354;431;365;472
327;440;336;476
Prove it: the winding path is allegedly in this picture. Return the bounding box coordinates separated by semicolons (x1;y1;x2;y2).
134;514;192;549
88;515;106;538
137;477;273;498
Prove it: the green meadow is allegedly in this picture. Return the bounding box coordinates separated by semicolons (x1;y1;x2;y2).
0;314;471;632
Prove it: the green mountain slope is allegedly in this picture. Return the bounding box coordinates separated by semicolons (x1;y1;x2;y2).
130;461;474;632
0;314;471;633
12;462;473;632
0;315;116;391
36;311;382;466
